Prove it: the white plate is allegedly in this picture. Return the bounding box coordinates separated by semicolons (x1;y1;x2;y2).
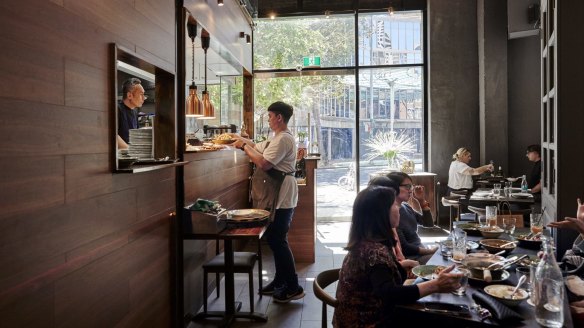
473;191;492;197
510;193;533;199
225;209;270;221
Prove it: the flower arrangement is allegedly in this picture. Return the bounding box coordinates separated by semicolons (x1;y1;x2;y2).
363;131;415;169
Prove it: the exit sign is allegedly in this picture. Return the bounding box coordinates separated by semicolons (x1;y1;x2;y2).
303;56;321;67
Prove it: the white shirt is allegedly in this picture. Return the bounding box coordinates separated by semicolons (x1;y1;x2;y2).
255;130;298;209
448;160;474;189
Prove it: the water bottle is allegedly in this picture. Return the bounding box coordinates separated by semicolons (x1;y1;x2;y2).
521;175;528;193
534;236;564;327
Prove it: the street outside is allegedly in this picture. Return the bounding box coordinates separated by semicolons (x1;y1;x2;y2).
315;164;388;222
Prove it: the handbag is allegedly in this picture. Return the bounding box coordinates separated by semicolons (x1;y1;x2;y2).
496;201;524;227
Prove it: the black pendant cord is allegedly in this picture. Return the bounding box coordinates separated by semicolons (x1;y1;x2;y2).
191;40;195;86
204;48;208;92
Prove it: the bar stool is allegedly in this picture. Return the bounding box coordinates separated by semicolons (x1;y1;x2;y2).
441;196;461;231
202;240;263;314
468;205;486;223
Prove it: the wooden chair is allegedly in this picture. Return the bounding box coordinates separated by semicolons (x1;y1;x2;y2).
202;240;263;314
313;268;340;328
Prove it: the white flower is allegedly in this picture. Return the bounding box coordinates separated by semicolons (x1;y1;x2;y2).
363;131;415;167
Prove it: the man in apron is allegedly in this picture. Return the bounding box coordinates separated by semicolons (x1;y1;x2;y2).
233;101;304;303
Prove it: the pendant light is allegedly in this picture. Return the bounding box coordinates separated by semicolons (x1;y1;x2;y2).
186;22;203;117
200;33;216;119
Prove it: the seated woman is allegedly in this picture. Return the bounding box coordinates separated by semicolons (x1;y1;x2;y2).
332;186;461;327
448;147;494;195
372;174;437;264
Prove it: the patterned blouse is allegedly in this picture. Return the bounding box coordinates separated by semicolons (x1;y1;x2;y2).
332;240;419;327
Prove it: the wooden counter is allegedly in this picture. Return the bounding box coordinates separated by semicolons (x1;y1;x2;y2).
289;157;319;263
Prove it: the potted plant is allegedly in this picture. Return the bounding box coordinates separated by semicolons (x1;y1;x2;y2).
297;131;308;149
363;130;415;170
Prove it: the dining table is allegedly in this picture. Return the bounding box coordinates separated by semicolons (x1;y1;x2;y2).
394;228;574;327
183;209;269;326
459;188;535;210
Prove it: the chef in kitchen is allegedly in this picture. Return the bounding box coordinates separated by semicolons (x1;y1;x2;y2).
117;78;146;150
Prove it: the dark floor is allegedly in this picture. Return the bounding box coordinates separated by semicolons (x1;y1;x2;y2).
187;221;448;328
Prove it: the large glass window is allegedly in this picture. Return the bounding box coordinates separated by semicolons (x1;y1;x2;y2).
254;11;424;221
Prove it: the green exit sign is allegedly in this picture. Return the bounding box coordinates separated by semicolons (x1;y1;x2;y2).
303;56;321;67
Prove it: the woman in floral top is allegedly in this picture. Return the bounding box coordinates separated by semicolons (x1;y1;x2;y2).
332;186;461;327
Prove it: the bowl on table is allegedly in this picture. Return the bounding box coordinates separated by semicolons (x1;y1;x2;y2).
484;285;529;307
479;239;516;256
457;222;482;236
412;265;447;280
478;226;504;238
515;234;543;250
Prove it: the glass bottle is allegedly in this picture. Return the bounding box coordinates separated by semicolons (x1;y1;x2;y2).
521;175;529;192
534;236;564;328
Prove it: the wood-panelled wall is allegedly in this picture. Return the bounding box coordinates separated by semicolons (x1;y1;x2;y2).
0;0;176;326
182;150;251;316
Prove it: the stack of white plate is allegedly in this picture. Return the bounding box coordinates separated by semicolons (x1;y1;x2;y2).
128;128;153;159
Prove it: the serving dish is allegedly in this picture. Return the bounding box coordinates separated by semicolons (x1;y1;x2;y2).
224;209;270;220
506;253;539;267
515;234;543;250
412;265;447;280
479;239;516;256
484;285;529;306
457;222;481;236
479;226;504;238
467;269;510;283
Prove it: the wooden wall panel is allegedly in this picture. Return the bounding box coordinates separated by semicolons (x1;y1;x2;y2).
0;99;109;157
0;0;177;326
0;156;64;220
65;58;109;111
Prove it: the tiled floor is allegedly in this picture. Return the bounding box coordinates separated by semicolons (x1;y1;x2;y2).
187;221;449;328
187;221;349;328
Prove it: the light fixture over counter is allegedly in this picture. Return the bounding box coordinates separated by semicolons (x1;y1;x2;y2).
186;21;203;118
199;32;215;120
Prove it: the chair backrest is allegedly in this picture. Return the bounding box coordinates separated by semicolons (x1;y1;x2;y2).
467;206;486;216
450;191;467;198
313;268;340;307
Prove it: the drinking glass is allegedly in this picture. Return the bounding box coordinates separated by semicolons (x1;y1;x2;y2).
528;264;537;306
516;266;532;292
530;213;544;234
503;217;516;236
493;183;502;198
486;206;498;227
452;268;470;296
440;239;453;258
452;230;467;262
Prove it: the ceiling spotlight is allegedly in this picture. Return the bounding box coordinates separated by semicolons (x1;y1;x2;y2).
218;0;224;6
325;10;331;18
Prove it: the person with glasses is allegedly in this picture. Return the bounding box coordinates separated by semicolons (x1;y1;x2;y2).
447;147;494;195
525;144;542;201
333;186;461;327
117;78;147;149
386;172;438;264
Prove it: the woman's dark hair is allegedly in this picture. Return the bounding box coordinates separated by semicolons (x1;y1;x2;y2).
387;172;411;185
346;186;396;251
368;176;399;193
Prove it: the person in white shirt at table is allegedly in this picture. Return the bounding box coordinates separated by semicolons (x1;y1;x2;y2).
447;147;494;196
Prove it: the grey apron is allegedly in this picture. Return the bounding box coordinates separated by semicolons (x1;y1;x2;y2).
250;137;295;221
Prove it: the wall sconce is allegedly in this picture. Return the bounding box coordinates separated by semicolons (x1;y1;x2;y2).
388;6;394;15
325;10;331;18
240;32;251;44
218;0;224;6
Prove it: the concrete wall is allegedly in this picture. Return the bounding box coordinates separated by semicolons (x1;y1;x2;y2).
427;0;480;196
507;36;541;178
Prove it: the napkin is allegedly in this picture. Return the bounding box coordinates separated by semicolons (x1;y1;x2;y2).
472;290;523;323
